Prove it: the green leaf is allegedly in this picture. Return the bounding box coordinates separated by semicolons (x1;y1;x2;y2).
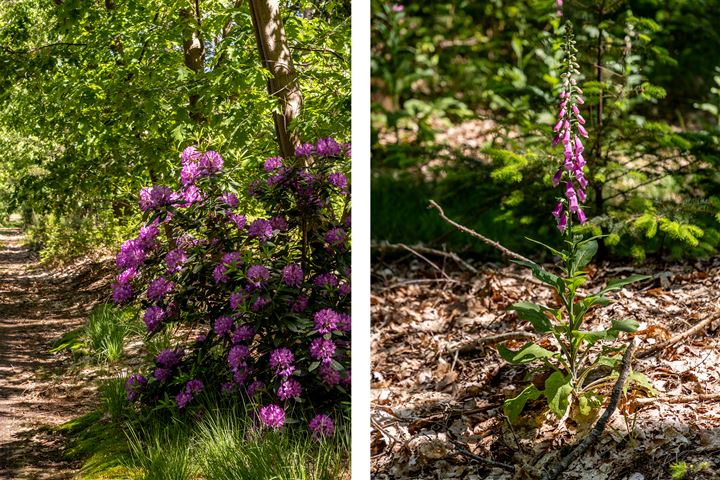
573;240;598;271
504;384;541;423
627;371;656;395
511;260;564;293
600;274;651;294
497;342;556;365
525;237;566;260
509;302;553;333
543;372;573;418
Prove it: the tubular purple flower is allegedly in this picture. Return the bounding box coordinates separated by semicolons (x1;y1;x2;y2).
557;213;568;233
577;208;587;224
552;202;564;218
578;124;589;138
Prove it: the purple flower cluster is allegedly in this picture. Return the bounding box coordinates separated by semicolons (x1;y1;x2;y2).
246;264;270;287
281;263;304;287
154;348;182;382
180;146;224;187
313;309;339;334
309;338;336;364
269;348;295;377
176;379;203;409
277;378;302;400
248;218;273;242
258;404;285;429
144;306;169;331
139;185;174;212
551;27;588;233
232;324;254;343
214;315;233;337
165;248;187;273
125;374;146;402
315;137;343;156
324;227;348;249
308;414;335;439
264;156;283;172
228;345;250;369
147;277;174;301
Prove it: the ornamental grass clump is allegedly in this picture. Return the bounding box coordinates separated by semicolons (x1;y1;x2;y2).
499;24;651;423
113;138;350;436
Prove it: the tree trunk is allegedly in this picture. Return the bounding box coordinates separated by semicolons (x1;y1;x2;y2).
181;1;205;123
248;0;302;159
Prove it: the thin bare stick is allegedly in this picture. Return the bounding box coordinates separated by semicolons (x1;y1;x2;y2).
451;331;537;354
396;243;451;280
541;340;636;480
634;393;720;405
429;200;533;264
449;439;515;471
636;313;717;358
373;241;479;273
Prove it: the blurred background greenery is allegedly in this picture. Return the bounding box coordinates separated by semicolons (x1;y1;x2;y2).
371;0;720;262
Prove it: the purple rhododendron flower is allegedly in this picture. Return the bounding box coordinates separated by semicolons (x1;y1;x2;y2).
223;252;243;267
233;368;249;384
339;282;351;297
309;414;335;438
270;216;288;231
116;267;137;285
228;345;250;369
269;348;295;377
176;379;204;409
229;213;246;230
291;295;309;312
213;264;229;283
182;185;204;206
147;277;174;301
264;156;283;172
251;296;269;311
319;364;341;386
313;309;339;334
116;239;146;270
214;315;233;337
315;137;342;156
137;225;159;250
139;185;174;211
328;172;348;192
281;263;303;287
295;143;313;157
154;367;172;383
220;192;239;208
337;313;351;332
258;404;285;429
165;248;187;274
125;374;146;402
309;338;336;364
247;380;264;396
228;291;243;310
324;228;347;248
314;273;338;288
277;378;302;400
143;306;167;331
201;151;223;173
246;264;270;285
248;219;273;242
232;324;254;343
156;348;182;368
112;283;133;304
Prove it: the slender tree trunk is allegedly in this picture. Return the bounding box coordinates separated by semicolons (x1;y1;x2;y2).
181;0;205;123
248;0;302;159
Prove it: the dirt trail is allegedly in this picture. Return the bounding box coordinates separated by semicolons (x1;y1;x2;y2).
0;227;111;479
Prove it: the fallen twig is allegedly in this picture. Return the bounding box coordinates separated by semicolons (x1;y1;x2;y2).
633;393;720;405
451;331;538;354
395;243;452;280
428;200;533;264
373;241;479;274
636;313;718;359
449;439;515;471
540;340;636;480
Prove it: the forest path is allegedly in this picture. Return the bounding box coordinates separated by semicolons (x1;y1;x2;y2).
0;225;110;479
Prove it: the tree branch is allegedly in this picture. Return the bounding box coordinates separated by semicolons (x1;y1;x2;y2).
428;200;532;264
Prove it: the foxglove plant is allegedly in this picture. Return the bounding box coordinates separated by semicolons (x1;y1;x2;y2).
116;138;351;437
499;24;650;423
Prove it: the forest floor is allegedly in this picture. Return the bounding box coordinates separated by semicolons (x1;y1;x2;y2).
371;253;720;480
0;225;112;479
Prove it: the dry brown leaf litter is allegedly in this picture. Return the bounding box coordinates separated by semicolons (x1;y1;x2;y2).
371;256;720;480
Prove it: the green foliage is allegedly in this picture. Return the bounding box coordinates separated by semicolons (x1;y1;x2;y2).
501;234;652;422
0;0;350;261
84;303;142;363
371;0;720;261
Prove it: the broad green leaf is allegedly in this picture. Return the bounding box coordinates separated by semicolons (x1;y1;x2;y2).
595;354;621;369
511;260;564;293
627;371;656;395
582;295;612;310
509;301;553;333
497;342;556;365
573;240;598;271
543;371;573;418
573;329;612;346
600;274;651;294
525;237;566;260
504;384;541;423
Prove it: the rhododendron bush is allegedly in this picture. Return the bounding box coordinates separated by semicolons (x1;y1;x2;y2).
113;138;350;435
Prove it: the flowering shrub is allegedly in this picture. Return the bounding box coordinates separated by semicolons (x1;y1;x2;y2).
114;138;351;436
499;25;650;422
